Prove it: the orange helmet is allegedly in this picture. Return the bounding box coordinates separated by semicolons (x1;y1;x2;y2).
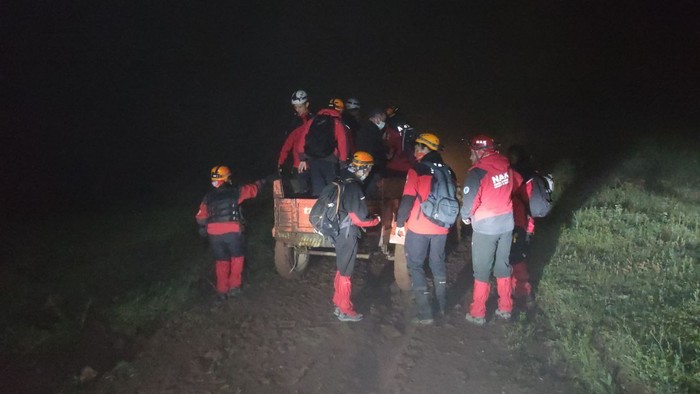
328;98;344;111
210;165;231;182
415;133;440;151
351;151;374;167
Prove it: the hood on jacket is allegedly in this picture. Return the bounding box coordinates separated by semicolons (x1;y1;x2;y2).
316;108;342;118
419;150;444;165
473;152;510;173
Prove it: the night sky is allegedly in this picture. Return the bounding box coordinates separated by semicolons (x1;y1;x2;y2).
2;1;698;216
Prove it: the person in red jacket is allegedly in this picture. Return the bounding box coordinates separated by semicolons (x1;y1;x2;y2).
332;151;381;322
278;95;314;196
461;135;522;325
395;133;455;325
508;144;537;301
196;166;265;301
302;99;349;197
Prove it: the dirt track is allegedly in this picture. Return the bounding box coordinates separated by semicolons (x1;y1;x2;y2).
92;241;576;394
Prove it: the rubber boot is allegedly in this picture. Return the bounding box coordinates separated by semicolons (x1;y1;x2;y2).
469;280;490;319
413;289;433;324
496;277;513;315
511;263;531;299
434;277;447;317
333;272;360;317
229;256;244;290
215;260;230;294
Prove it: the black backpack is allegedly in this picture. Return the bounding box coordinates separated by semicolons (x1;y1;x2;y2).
528;173;554;218
309;181;344;241
418;162;460;228
305;115;336;159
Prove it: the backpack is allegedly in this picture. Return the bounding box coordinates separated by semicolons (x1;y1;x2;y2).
418;162;460;228
528;173;554;218
304;115;336;159
309;181;344;241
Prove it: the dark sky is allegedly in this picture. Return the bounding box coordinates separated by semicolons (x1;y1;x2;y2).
1;1;698;214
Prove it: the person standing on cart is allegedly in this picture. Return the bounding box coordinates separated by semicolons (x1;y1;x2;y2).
332;151;381;322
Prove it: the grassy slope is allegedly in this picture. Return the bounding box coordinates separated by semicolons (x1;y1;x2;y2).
0;186;274;354
536;138;700;393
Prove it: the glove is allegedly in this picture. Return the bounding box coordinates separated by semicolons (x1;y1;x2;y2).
198;226;208;239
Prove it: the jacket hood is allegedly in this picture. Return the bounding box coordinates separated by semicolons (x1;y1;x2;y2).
473;152;510;173
316;108;341;118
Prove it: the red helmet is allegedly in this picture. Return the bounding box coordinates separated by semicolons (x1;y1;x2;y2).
469;135;495;151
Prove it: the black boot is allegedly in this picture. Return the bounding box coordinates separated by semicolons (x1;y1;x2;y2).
435;277;447;317
413;289;434;325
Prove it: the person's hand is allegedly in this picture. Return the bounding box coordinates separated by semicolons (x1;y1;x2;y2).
198;226;208;239
375;215;382;224
462;218;471;226
298;161;307;173
395;226;405;237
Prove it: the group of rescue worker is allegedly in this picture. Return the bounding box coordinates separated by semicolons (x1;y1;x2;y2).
196;89;541;327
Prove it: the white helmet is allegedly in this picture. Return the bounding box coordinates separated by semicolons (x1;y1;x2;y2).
291;90;308;105
346;97;360;110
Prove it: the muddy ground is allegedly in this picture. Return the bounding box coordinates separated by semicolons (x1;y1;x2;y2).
86;237;578;394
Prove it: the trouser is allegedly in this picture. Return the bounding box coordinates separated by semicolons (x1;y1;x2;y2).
509;226;531;298
309;158;338;197
210;231;245;293
470;231;513;317
288;167;310;196
333;233;359;314
363;171;382;199
405;230;448;318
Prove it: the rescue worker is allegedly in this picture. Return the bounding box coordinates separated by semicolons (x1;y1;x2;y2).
355;108;388;198
507;144;536;301
383;121;414;178
332;151;381;322
302;98;348;197
277;95;314;195
461;135;521;325
342;97;362;146
385;105;416;156
196;166;265;301
395;133;455;325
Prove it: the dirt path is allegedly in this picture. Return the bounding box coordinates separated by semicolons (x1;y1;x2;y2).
92;244;576;393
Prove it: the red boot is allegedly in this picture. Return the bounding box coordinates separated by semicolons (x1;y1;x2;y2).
333;272;361;320
496;277;513;314
215;260;230;294
469;280;490;319
229;256;244;290
511;263;531;299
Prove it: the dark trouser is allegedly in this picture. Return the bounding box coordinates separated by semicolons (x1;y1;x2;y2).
210;231;244;260
363;171;382;200
288;167;310;196
509;226;528;265
405;230;448;317
209;231;245;293
471;231;512;282
309;158;338;197
335;232;358;277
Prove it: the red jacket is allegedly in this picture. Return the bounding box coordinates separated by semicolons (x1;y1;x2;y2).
396;151;452;235
195;181;262;234
384;126;413;173
461;152;521;235
278;120;310;168
300;108;348;163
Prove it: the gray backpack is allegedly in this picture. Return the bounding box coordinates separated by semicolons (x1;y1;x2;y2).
419;162;460;228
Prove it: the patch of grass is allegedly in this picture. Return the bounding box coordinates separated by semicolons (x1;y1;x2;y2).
536;137;700;393
1;185;277;354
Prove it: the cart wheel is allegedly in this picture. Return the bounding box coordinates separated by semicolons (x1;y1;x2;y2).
393;244;411;291
274;241;310;279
